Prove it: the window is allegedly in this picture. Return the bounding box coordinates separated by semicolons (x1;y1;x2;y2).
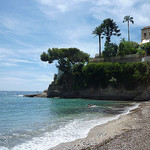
144;33;146;38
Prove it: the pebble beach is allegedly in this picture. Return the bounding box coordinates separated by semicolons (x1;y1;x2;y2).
51;101;150;150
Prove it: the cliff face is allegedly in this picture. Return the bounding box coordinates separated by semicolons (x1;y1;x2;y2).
47;84;150;101
25;61;150;101
24;84;150;101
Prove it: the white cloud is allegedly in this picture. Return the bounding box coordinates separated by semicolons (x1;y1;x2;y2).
65;25;92;41
0;48;17;56
96;0;112;6
8;59;36;64
0;62;19;67
0;16;33;35
0;76;45;91
90;0;150;27
0;69;54;91
37;0;90;17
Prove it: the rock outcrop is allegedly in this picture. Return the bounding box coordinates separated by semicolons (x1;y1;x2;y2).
47;84;150;101
24;84;150;101
24;89;48;98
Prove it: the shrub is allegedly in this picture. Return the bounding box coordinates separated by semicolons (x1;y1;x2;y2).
103;43;119;58
56;62;150;90
118;39;139;56
139;42;150;56
72;63;85;89
82;62;150;90
137;49;146;56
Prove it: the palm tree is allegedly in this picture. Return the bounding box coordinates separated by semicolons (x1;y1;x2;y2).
123;15;134;41
92;25;104;57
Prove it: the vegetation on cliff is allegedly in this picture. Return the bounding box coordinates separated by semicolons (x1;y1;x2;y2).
56;62;150;91
41;48;89;73
40;17;150;93
40;44;150;92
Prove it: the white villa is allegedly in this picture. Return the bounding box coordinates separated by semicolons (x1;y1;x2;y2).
141;26;150;44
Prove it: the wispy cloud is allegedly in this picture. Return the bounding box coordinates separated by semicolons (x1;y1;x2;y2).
0;16;32;35
0;70;54;91
37;0;150;27
0;62;19;67
90;0;150;26
8;58;36;64
37;0;91;18
0;48;17;56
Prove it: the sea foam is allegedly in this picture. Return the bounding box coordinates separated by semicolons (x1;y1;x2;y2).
11;103;139;150
11;115;120;150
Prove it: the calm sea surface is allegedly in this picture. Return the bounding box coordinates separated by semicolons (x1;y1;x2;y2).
0;91;138;150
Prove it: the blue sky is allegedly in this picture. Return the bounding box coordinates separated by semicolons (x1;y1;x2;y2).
0;0;150;91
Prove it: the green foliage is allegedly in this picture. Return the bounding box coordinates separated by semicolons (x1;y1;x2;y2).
137;49;146;56
102;43;119;58
123;16;134;24
82;63;110;88
123;15;134;41
76;62;150;90
55;61;150;90
102;18;121;44
92;25;104;36
72;63;85;89
41;48;89;72
118;39;139;56
139;42;150;56
92;24;104;57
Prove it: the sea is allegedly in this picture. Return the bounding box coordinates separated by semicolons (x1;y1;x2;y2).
0;91;139;150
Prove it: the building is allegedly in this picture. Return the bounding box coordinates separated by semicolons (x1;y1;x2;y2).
141;26;150;44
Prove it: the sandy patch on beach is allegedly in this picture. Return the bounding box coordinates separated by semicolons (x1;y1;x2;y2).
50;101;150;150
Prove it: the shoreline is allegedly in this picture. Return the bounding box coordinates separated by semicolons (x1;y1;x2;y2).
50;101;150;150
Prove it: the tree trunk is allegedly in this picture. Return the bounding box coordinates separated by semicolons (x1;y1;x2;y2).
99;35;101;57
128;21;130;41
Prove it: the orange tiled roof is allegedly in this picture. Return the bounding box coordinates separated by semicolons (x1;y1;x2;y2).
142;26;150;30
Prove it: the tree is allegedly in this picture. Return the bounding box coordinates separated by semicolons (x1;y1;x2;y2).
92;25;104;57
118;38;139;56
102;43;119;58
40;48;89;73
139;42;150;56
102;18;121;45
123;15;134;41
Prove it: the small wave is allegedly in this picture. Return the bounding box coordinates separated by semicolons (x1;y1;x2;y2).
11;115;120;150
123;103;139;115
17;95;24;97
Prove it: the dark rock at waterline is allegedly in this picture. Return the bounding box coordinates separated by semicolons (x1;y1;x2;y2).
25;85;150;101
47;85;150;101
24;90;48;98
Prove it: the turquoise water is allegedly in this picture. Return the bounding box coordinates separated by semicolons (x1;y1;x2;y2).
0;91;138;150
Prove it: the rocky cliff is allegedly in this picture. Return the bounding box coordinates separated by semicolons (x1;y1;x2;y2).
24;84;150;101
46;84;150;101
